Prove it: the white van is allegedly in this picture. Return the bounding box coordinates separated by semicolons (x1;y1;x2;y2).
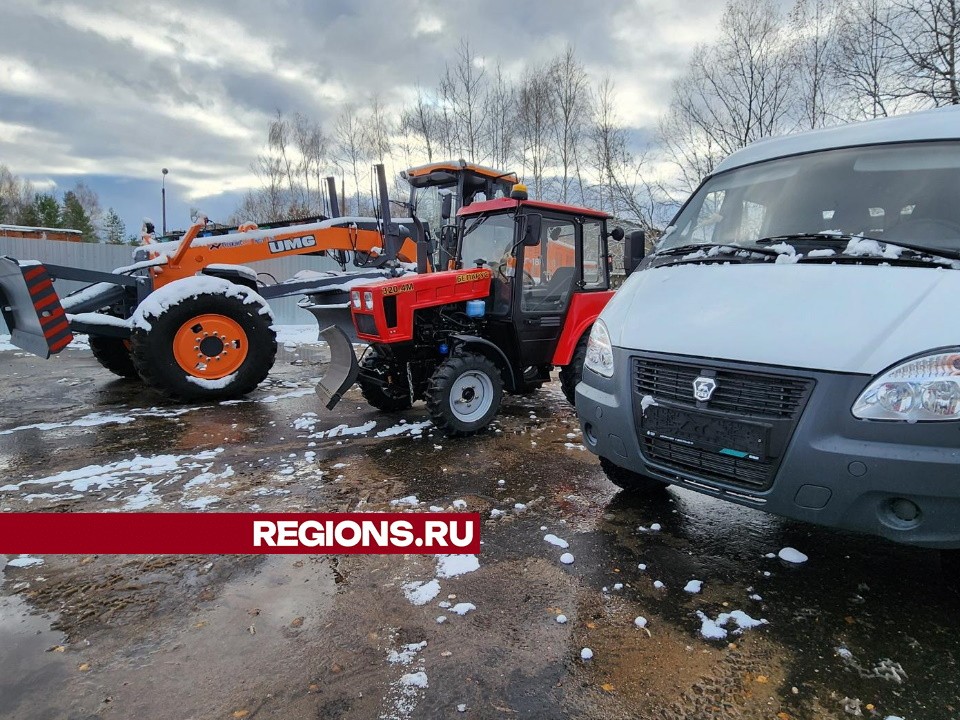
576;107;960;548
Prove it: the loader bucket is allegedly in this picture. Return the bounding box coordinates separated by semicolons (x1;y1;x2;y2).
0;257;73;358
315;325;359;410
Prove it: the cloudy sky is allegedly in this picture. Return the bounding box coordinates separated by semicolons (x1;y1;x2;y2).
0;0;723;232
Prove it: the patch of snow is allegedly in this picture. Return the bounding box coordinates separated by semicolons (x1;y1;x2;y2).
638;563;647;571
513;502;527;511
66;312;131;328
653;580;665;589
400;671;428;688
312;420;377;439
376;420;432;438
749;593;763;601
0;406;201;437
490;509;504;518
684;580;703;594
650;523;662;531
185;373;237;390
436;555;479;578
697;609;769;640
580;648;594;660
180;495;220;510
640;395;658;414
402;579;440;606
544;534;569;549
457;704;467;713
388;641;427;665
634;616;647;629
556;614;568;624
131;276;272;331
778;547;809;564
435;616;446;624
559;553;575;565
807;248;836;258
451;499;466;510
449;602;476;616
391;495;420;507
6;556;44;568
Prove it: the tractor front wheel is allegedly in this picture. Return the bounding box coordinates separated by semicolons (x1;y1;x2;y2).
90;336;138;379
559;334;590;406
358;347;412;412
426;351;503;437
131;291;276;401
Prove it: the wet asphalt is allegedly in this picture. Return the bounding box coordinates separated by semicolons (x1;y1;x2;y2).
0;338;958;720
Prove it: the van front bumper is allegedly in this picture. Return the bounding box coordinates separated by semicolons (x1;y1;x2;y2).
576;348;960;549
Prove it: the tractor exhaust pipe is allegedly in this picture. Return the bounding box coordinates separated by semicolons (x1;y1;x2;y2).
325;176;340;218
314;325;359;410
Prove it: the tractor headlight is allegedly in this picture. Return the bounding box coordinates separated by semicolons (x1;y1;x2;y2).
584;320;615;378
351;291;361;309
853;350;960;421
363;291;374;311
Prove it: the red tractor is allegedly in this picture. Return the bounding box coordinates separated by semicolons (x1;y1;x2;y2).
317;185;624;436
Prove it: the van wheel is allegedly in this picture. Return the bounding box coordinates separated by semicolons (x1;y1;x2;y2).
559;335;589;406
600;457;667;494
90;336;138;379
131;291;276;401
358;347;412;412
426;351;503;437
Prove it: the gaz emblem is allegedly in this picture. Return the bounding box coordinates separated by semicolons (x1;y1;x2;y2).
693;376;718;402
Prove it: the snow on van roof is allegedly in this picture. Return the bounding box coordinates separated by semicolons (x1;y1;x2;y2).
715;106;960;174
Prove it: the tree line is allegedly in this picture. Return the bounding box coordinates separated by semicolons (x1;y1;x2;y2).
0;165;135;244
236;0;960;236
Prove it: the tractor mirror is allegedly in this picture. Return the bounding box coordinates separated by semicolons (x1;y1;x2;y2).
440;192;453;221
624;230;646;276
522;214;542;247
610;226;625;242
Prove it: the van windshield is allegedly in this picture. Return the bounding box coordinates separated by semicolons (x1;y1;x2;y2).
659;141;960;258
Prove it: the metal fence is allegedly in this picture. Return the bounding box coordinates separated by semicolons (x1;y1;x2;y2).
0;237;342;332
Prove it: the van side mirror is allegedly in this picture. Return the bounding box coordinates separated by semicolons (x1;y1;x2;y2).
440;192;453;221
625;230;646;276
522;214;542;246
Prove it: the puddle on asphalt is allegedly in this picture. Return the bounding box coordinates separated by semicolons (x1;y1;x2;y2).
0;592;70;718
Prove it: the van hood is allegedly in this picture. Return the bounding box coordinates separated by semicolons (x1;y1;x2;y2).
602;263;960;375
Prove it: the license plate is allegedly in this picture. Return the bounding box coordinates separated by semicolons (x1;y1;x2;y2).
641;404;770;460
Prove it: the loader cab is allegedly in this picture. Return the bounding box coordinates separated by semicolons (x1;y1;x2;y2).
402;161;519;269
456;197;614;368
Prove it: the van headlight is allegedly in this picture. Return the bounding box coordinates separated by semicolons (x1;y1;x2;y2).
853;351;960;421
363;291;374;310
584;320;615;378
351;291;361;309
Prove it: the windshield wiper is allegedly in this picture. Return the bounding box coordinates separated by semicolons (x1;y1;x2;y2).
462;214;489;239
654;243;782;259
755;233;960;262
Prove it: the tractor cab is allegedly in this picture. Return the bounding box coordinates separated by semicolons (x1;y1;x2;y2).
455;191;616;372
401;161;519;268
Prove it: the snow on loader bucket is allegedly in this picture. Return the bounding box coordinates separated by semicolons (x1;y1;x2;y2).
314;325;359;410
0;257;73;357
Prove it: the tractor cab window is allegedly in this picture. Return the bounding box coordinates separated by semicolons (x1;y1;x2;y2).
581;220;607;289
521;218;577;313
459;212;517;315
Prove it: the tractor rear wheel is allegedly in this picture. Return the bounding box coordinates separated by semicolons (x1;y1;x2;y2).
600;457;667;494
426;351;503;437
559;334;590;406
358;347;412;412
90;336;138;379
131;291;276;401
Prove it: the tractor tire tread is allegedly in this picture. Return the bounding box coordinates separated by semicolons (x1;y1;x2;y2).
90;336;139;379
426;351;503;437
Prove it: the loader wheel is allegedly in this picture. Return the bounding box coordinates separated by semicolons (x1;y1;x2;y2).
426;351;503;437
131;292;276;401
358;348;411;412
600;457;667;494
90;336;138;379
559;334;590;406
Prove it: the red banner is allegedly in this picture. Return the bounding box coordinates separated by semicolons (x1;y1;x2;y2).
0;513;481;555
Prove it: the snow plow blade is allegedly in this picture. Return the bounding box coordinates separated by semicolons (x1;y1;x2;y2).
0;257;73;358
315;325;359;410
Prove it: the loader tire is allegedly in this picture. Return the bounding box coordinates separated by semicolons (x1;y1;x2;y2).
426;351;503;437
358;348;411;412
559;334;589;406
90;336;138;379
131;291;276;401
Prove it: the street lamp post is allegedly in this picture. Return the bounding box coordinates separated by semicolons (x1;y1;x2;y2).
161;168;169;236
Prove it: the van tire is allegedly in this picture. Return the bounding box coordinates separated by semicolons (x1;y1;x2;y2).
600;457;667;494
559;335;589;406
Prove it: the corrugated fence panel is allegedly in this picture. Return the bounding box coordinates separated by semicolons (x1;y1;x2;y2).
0;237;342;332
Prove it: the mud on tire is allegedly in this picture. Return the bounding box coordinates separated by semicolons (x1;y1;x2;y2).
131;291;276;401
600;456;668;494
358;346;412;412
90;335;138;379
426;350;503;437
559;333;589;406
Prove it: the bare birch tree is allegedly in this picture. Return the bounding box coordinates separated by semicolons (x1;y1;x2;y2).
833;0;904;117
883;0;960;105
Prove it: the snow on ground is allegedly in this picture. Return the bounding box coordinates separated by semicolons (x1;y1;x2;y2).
696;609;768;640
449;602;476;616
543;534;569;549
388;641;428;665
0;406;202;437
684;580;703;594
4;555;45;569
435;555;479;578
778;547;809;564
402;579;440;606
376;421;432;438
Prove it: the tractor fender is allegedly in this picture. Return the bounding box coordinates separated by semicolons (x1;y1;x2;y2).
449;334;519;392
551;291;614;366
201;264;259;292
